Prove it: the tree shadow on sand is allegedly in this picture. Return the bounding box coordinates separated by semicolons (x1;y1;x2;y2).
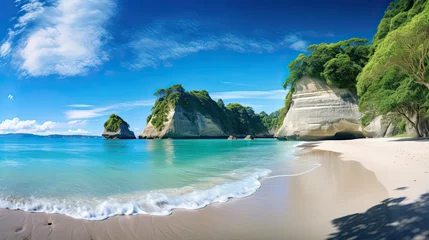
328;193;429;240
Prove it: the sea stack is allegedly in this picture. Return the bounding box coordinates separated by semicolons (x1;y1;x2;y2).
275;76;364;140
139;85;272;139
244;135;254;140
102;114;136;139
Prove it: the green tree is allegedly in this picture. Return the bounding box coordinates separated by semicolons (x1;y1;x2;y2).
104;114;130;132
359;68;429;137
323;54;362;89
358;2;429;93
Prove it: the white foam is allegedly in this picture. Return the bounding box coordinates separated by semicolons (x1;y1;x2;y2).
265;164;321;178
0;169;271;220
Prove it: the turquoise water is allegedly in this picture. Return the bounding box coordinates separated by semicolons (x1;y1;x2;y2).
0;136;318;220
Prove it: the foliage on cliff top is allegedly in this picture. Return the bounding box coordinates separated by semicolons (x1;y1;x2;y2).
104;114;130;132
149;85;276;135
283;38;370;92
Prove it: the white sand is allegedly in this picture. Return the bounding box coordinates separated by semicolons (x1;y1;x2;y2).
315;138;429;202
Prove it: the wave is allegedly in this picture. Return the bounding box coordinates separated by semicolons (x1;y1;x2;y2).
0;169;271;220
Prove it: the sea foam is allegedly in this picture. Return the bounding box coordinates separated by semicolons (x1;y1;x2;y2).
0;169;271;220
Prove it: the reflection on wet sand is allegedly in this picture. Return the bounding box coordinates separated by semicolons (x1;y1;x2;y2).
0;144;389;240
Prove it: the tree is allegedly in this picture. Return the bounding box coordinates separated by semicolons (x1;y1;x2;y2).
283;38;370;91
359;68;429;137
358;8;429;94
217;99;225;109
323;54;362;90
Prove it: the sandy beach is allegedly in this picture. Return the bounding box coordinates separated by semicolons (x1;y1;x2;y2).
0;138;428;240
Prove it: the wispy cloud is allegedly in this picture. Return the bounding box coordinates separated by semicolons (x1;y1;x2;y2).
7;94;14;100
1;0;116;77
125;21;309;70
67;120;87;126
222;81;254;87
65;100;154;119
67;129;90;134
211;89;287;100
282;34;308;51
67;104;93;108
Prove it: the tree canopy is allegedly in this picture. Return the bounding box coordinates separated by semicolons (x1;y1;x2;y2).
104;114;130;132
283;38;370;91
356;0;429;137
358;1;429;94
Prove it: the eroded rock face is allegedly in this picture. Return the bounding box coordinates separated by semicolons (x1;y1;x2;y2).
364;115;400;138
275;76;364;141
102;124;136;139
139;106;228;139
228;135;238;140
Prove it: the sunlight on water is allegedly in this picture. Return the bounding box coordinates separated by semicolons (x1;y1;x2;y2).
0;137;318;219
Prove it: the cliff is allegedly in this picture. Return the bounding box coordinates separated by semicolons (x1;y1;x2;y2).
139;85;271;139
275;76;364;140
102;114;136;139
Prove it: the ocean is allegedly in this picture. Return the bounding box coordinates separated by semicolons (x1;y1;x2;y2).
0;136;319;220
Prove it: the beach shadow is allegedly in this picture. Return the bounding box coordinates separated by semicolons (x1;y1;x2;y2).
388;137;429;142
328;193;429;240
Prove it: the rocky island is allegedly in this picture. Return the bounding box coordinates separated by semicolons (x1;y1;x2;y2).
139;85;274;139
102;114;136;139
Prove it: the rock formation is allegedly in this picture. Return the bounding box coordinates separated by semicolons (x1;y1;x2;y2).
244;135;254;140
140;106;228;139
102;114;136;139
364;115;400;138
275;76;364;140
139;85;272;139
228;135;238;140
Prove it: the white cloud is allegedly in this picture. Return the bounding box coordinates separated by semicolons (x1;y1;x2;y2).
8;94;14;100
290;40;308;51
1;0;116;77
0;117;56;133
67;120;87;126
126;21;309;70
67;104;93;108
0;117;92;135
211;89;287;100
134;128;139;131
0;41;11;57
67;129;90;134
283;34;308;51
65;100;154;119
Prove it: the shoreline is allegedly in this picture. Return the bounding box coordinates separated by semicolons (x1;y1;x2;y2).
0;140;392;240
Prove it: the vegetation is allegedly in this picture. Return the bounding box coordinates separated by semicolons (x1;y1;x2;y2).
149;85;281;135
282;38;370;92
358;0;429;93
277;0;429;138
104;114;130;132
357;0;429;137
359;68;429;137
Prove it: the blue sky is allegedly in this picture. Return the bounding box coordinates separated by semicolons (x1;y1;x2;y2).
0;0;390;135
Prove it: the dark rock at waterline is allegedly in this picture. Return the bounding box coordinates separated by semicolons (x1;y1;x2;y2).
244;135;255;140
228;135;238;140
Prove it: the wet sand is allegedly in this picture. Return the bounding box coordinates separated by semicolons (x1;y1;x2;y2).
316;138;429;202
0;143;389;240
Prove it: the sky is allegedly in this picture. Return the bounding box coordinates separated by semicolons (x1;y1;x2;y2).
0;0;391;135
